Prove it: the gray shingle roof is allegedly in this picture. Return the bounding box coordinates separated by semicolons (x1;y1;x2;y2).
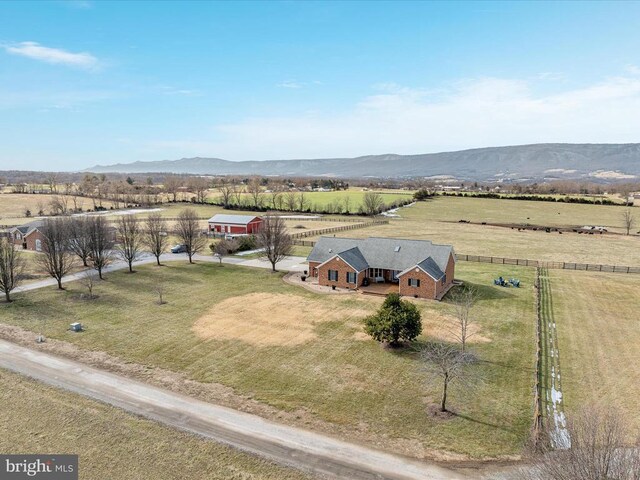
308;237;453;274
334;247;369;272
414;257;445;280
207;214;261;225
11;220;45;236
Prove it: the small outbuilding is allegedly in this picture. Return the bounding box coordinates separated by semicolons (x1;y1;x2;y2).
207;214;263;235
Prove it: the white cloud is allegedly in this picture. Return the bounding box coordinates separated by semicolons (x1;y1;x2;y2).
3;41;99;70
277;80;304;89
175;74;640;160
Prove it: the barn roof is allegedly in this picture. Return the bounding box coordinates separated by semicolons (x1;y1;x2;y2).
207;214;261;225
308;237;454;274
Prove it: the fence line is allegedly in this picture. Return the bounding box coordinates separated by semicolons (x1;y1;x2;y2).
289;219;389;240
456;253;640;274
532;266;544;446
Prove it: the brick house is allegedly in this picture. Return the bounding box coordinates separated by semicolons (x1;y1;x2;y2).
207;214;263;235
307;237;455;300
8;220;46;251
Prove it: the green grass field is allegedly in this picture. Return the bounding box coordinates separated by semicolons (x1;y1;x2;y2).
550;269;640;437
206;188;413;212
309;196;640;266
1;261;535;459
0;369;312;480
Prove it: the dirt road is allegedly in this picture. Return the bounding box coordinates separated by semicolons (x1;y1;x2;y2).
0;339;468;480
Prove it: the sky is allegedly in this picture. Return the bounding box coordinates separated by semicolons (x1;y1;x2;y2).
1;0;640;171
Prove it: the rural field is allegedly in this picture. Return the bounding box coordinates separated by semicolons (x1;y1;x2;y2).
550;269;640;436
0;193;115;226
0;369;312;480
205;188;414;213
309;196;640;266
0;261;535;459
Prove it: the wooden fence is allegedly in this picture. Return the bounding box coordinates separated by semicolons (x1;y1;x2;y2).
290;219;389;240
532;266;544;446
456;254;640;274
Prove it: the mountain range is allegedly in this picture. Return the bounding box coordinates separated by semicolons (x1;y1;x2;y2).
86;143;640;181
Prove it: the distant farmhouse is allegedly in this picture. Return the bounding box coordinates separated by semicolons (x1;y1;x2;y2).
307;237;455;300
208;214;263;235
9;220;46;251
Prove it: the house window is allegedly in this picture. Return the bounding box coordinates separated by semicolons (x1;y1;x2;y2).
328;269;338;281
35;239;42;252
346;272;357;284
408;278;420;287
442;273;446;284
369;268;384;279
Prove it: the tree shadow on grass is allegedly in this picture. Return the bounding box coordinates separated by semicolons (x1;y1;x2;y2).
442;281;516;303
448;410;518;433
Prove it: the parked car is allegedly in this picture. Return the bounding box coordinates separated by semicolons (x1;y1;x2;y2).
171;244;188;253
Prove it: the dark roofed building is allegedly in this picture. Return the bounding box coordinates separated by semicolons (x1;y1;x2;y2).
307;237;455;300
8;220;46;251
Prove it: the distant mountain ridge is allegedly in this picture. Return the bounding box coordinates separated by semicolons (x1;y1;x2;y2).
86;143;640;181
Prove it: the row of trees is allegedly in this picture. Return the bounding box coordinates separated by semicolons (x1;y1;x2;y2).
1;208;296;302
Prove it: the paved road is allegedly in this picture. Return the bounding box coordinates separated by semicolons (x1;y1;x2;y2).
0;340;467;480
15;253;308;293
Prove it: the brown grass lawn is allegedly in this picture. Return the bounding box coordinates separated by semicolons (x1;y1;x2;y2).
0;194;116;226
0;370;313;480
550;269;640;436
0;261;535;459
309;197;640;266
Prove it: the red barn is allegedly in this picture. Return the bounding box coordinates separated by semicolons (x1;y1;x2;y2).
207;214;263;235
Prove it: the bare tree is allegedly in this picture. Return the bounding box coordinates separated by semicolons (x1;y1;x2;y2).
516;405;640;480
218;183;234;208
0;238;25;302
284;191;298;211
49;195;69;215
143;212;169;266
362;191;385;215
175;208;207;264
36;218;76;289
189;177;210;204
45;173;59;194
247;178;264;208
343;195;351;214
79;270;96;299
257;215;293;272
211;238;237;264
116;215;142;272
86;216;114;279
269;186;283;210
421;343;476;413
231;184;244;206
448;287;479;354
163;175;183;202
297;191;310;211
155;277;166;305
68;217;92;267
622;209;635;235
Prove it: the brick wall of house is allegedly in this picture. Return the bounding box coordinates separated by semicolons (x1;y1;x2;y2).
308;261;320;277
398;268;438;299
434;253;456;298
317;256;362;289
11;231;25;248
24;230;45;251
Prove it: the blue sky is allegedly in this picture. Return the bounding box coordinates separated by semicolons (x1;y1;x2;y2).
1;0;640;171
